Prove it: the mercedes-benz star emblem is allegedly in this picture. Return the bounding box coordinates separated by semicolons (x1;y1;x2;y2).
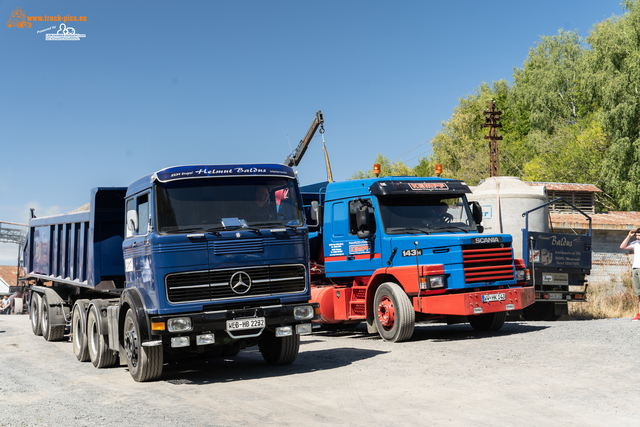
229;271;252;295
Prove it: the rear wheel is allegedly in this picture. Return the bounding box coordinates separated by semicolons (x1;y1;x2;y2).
259;330;300;365
373;282;415;342
41;293;65;342
72;304;89;362
30;293;42;336
87;306;118;368
123;309;163;382
468;311;507;332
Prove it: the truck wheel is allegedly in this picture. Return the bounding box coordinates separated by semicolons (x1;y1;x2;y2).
30;293;43;336
373;282;415;343
72;305;90;362
87;306;118;368
41;293;65;342
259;330;300;365
124;309;163;382
468;311;507;332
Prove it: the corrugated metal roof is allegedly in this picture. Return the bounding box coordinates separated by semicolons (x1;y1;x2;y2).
550;211;640;230
526;182;602;193
0;266;19;287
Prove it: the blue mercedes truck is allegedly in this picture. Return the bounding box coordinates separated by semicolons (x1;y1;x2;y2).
22;164;318;381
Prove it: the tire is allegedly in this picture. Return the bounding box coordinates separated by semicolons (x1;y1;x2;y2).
123;309;163;382
30;293;42;336
522;302;556;321
468;311;507;332
373;282;415;343
41;293;65;342
259;330;300;365
87;306;118;368
72;304;90;362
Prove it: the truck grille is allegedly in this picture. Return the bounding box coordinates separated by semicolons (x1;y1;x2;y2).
461;244;514;284
166;264;306;303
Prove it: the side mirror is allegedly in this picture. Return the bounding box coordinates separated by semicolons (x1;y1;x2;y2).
126;210;138;237
356;205;371;239
470;201;484;233
310;201;319;222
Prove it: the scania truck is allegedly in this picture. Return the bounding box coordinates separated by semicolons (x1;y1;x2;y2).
301;176;535;342
22;163;318;381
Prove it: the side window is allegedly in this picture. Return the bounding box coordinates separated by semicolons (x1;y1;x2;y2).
125;198;135;239
138;193;149;235
349;198;376;237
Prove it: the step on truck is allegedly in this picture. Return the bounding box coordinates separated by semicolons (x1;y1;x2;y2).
22;164;318;381
301;176;535;342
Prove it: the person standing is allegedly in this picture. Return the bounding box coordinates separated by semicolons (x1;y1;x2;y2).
1;295;10;314
620;228;640;321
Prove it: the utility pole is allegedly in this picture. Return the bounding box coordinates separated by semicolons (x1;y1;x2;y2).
483;99;503;177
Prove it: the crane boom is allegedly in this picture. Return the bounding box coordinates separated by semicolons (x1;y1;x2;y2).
284;110;324;167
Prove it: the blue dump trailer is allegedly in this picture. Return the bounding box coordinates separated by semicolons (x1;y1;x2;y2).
23;164;318;381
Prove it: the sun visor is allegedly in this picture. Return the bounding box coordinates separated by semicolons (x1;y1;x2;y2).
369;180;471;196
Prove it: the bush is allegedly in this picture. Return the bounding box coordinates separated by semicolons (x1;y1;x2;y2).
569;271;639;319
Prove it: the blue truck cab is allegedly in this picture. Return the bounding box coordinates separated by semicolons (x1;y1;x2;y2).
303;176;534;342
23;163;318;381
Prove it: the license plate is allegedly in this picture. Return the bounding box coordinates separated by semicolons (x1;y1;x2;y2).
482;293;506;303
226;317;265;331
548;293;563;300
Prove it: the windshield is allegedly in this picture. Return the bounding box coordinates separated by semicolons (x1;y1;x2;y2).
377;194;475;234
155;177;303;234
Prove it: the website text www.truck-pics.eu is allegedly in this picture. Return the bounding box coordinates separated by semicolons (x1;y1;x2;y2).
27;14;86;23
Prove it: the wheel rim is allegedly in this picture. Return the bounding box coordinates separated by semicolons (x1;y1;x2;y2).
90;320;99;356
31;297;38;328
41;302;48;332
74;312;82;351
124;324;139;368
377;296;395;331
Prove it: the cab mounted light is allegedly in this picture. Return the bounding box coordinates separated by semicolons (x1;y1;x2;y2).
373;163;381;177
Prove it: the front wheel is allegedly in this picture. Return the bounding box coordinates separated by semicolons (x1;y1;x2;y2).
374;282;415;342
259;330;300;365
468;311;507;332
123;309;163;382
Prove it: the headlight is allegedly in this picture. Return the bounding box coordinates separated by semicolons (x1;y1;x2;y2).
293;305;314;320
515;269;529;281
429;275;446;289
167;317;193;332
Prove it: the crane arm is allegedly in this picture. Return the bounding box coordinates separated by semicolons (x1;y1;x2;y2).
284;110;324;167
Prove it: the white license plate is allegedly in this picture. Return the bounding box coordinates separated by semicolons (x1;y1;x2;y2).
226;317;266;331
482;293;506;303
548;293;563;300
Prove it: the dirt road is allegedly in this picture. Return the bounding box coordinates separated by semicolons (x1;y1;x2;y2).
0;315;638;426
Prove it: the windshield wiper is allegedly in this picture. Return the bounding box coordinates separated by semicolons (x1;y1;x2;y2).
206;225;261;234
250;221;303;230
386;227;430;235
431;225;469;233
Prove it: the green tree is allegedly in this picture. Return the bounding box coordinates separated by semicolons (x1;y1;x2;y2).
585;0;640;209
351;154;413;179
513;30;593;133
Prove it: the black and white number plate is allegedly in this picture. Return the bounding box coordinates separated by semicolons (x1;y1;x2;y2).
482;293;506;303
402;249;423;257
226;317;266;331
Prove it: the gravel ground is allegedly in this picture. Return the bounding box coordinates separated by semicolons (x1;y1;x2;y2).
0;314;638;426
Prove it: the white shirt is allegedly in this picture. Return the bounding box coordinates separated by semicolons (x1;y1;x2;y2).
631;241;640;269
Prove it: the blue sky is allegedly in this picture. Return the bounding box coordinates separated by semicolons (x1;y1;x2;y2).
0;0;623;264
